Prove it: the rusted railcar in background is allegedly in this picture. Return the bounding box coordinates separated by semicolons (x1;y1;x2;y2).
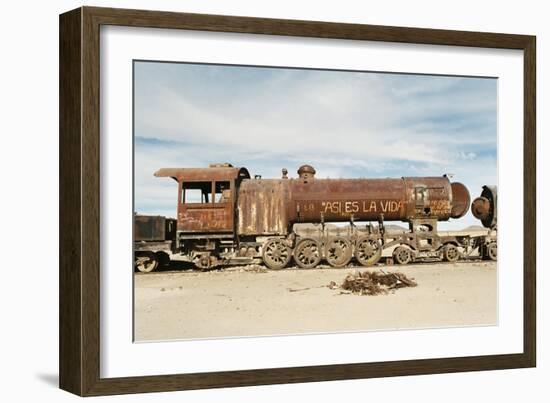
133;215;176;272
133;163;497;272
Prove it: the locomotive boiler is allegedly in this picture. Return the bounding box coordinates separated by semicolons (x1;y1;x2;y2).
238;164;470;232
141;163;473;270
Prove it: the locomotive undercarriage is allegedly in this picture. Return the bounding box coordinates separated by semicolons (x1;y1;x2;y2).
177;234;262;270
174;218;497;271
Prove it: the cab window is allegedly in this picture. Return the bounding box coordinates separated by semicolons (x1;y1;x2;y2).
214;181;231;203
182;182;210;204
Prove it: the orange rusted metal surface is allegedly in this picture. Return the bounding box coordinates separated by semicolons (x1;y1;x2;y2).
289;176;465;224
155;164;250;234
156;163;471;236
237;179;289;235
450;182;471;219
154;165;250;182
235;167;470;235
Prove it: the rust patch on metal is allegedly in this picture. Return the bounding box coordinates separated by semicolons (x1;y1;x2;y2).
237;179;289;235
154;166;250;182
156;164;472;237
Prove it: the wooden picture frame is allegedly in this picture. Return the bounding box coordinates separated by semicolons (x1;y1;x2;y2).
59;6;536;396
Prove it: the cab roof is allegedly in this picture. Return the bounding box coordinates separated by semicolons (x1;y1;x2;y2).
154;166;250;182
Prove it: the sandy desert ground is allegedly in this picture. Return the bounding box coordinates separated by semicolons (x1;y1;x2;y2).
134;261;496;341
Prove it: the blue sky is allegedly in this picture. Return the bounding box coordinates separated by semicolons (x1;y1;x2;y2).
134;61;497;230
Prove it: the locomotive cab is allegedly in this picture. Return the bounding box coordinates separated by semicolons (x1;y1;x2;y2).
155;164;250;236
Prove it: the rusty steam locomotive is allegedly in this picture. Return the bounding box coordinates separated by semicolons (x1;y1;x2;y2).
134;163;497;272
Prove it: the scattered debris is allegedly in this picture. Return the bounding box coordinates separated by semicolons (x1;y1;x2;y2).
244;265;268;273
226;264;268;273
287;287;311;292
287;284;328;293
329;270;417;296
